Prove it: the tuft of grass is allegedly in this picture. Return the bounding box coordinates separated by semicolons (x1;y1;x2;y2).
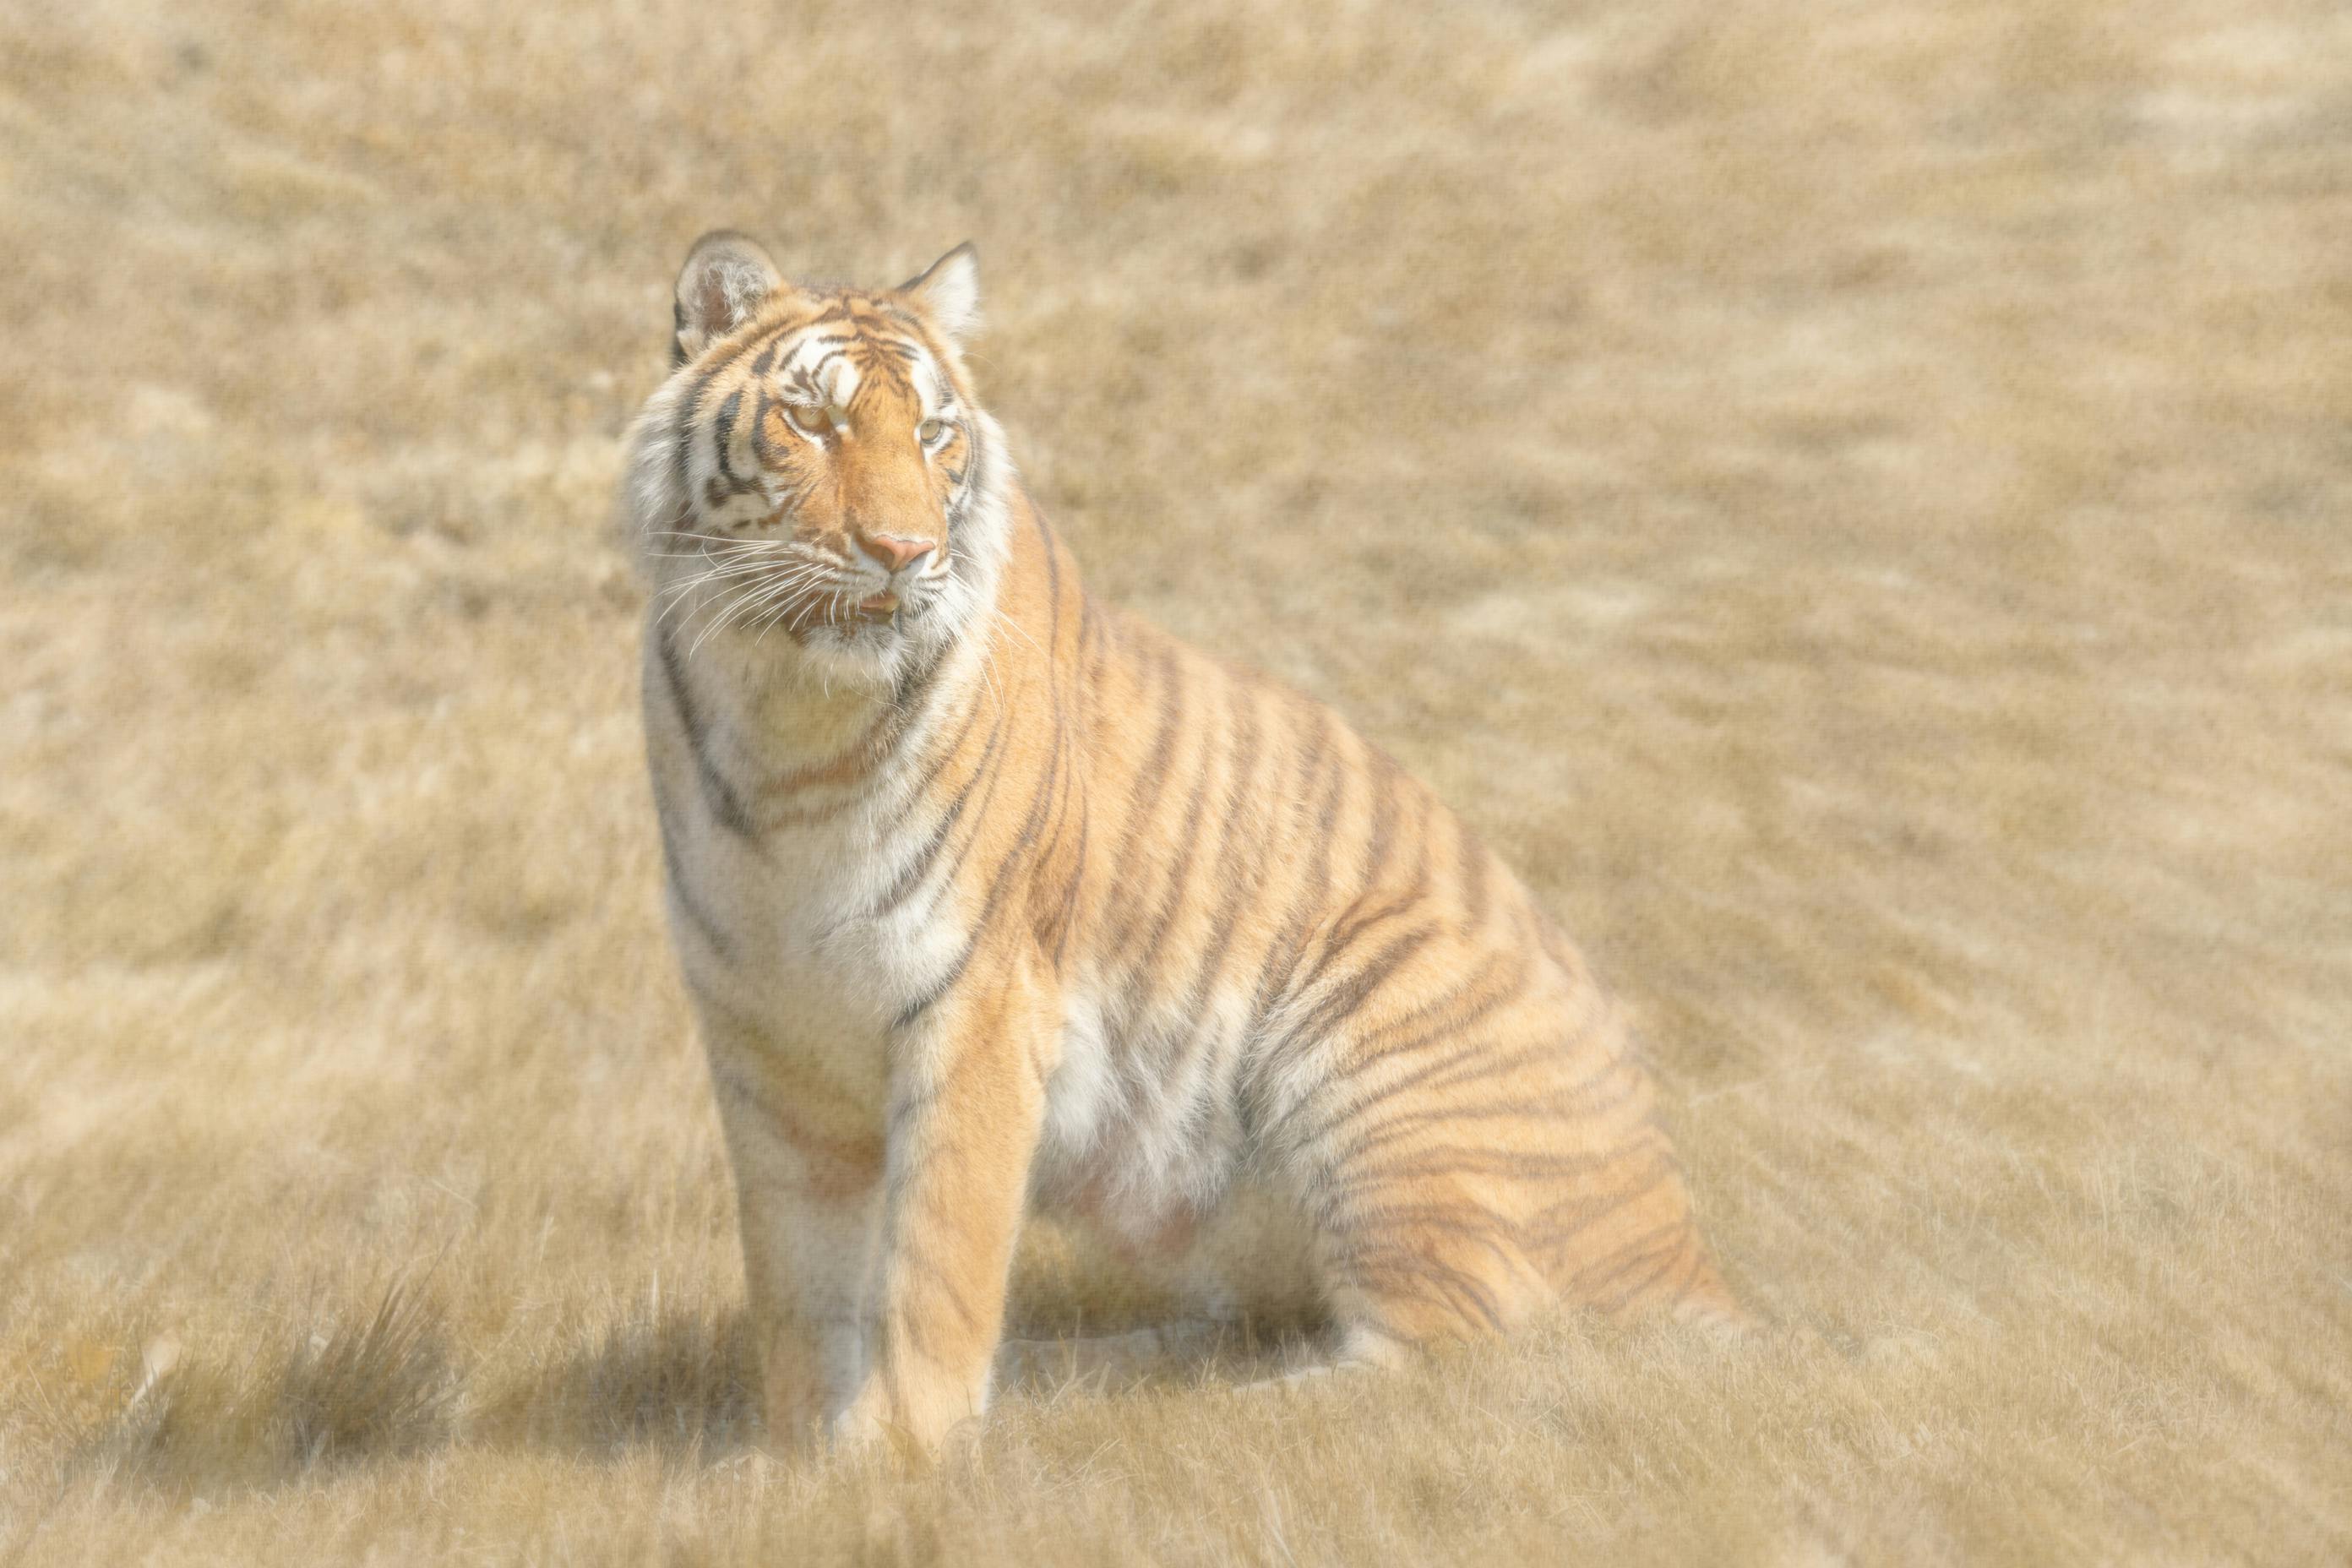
63;1278;459;1494
280;1278;458;1467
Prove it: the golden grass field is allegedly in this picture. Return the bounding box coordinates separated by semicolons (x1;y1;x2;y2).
5;0;2349;1560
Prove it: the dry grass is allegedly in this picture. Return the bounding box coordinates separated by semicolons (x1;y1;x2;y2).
4;0;2349;1560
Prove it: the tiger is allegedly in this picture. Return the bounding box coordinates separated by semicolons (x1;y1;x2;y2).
622;231;1743;1459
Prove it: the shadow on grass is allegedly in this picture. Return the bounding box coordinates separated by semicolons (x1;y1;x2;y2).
471;1298;762;1456
65;1275;1312;1499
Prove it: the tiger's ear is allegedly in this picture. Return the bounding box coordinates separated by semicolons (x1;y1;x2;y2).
672;231;782;367
897;242;981;346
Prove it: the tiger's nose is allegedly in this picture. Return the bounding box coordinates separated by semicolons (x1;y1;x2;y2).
858;534;936;574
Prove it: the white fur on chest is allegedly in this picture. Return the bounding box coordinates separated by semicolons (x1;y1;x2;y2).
668;791;972;1097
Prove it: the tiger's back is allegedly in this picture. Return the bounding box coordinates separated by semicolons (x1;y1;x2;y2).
629;232;1737;1456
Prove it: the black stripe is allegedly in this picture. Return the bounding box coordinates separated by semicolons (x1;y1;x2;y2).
1335;1241;1508;1334
961;705;1073;965
1358;764;1400;887
1048;809;1087;972
673;317;805;498
1123;674;1222;996
1177;683;1268;1018
890;929;974;1034
781;342;854;395
711;388;747;486
916;699;1021;921
870;705;1007;917
1248;708;1348;1021
1279;960;1537;1151
652;786;733;961
1102;642;1187;953
892;703;1065;1035
879;664;997;837
1344;945;1532;1075
754;327;848;378
1329;1075;1636;1174
654;627;756;840
1282;922;1438;1054
1527;1152;1682;1254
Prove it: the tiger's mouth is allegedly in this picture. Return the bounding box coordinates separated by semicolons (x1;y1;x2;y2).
846;571;949;627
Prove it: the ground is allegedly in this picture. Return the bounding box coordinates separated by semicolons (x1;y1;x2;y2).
3;0;2349;1562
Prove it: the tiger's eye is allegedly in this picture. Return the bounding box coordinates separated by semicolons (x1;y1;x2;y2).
787;401;827;434
917;418;946;446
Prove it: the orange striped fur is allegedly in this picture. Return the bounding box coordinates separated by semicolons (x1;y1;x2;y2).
624;233;1740;1457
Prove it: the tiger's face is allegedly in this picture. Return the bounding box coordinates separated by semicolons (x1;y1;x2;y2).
629;234;1004;677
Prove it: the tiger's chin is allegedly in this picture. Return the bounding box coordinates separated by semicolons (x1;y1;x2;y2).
792;595;961;689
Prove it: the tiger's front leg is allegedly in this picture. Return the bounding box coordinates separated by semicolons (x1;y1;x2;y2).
697;1013;890;1455
833;967;1052;1457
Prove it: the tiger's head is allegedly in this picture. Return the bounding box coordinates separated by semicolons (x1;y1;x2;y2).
623;232;1010;681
